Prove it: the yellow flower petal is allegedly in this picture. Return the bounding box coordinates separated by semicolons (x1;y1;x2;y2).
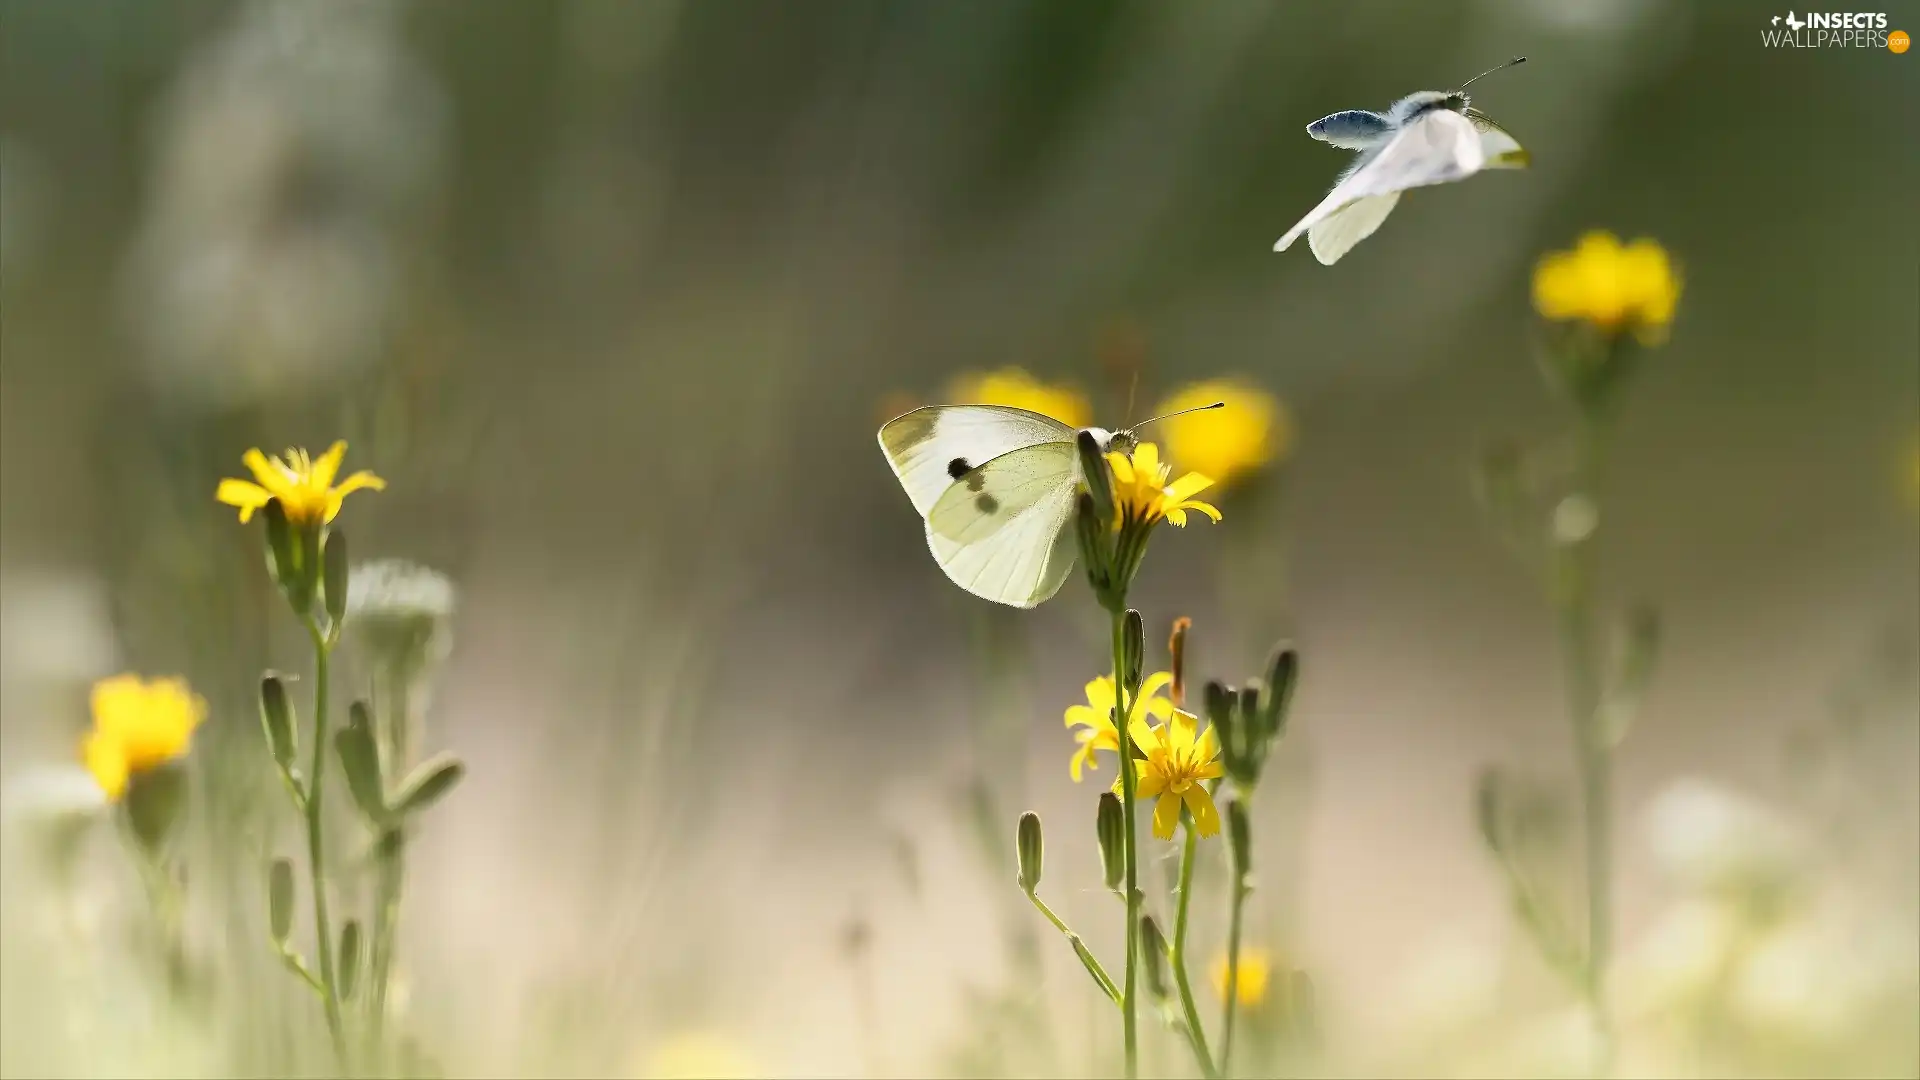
82;731;129;801
310;441;348;491
1164;472;1214;503
1134;761;1167;800
1152;792;1182;840
215;479;274;522
1181;785;1221;837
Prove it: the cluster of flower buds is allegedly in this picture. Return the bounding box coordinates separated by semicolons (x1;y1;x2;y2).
1203;643;1298;793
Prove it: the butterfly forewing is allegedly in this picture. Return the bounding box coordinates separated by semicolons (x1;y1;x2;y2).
1465;109;1529;168
878;405;1076;516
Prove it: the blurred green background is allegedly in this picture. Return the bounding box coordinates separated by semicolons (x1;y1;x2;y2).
1;1;1915;1077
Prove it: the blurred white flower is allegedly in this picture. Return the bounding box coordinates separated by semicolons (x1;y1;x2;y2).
1614;898;1745;1018
120;0;446;407
0;766;108;825
346;558;456;669
1730;894;1919;1040
1642;777;1806;898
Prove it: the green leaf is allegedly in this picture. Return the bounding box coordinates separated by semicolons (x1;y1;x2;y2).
392;754;466;817
322;531;349;626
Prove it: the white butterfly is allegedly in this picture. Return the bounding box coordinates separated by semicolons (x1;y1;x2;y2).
877;402;1219;608
1274;58;1531;265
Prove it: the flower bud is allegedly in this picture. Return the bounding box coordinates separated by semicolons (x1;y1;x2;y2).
259;674;297;773
1139;916;1170;1000
1227;797;1252;875
1257;645;1298;740
1016;811;1043;894
338;919;363;999
1122;609;1144;696
1076;430;1115;526
393;754;466;818
321;530;349;626
1096;792;1125;893
335;702;389;825
268;857;295;944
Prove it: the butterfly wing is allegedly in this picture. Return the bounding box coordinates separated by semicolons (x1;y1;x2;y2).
1466;108;1529;168
1307;192;1402;265
878;405;1076;516
923;441;1081;608
1275;109;1487;259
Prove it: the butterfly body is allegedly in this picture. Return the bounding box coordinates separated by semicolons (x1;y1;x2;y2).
1276;63;1529;265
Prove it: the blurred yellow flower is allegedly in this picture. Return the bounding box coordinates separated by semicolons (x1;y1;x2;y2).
947;367;1092;428
1155;380;1290;489
216;440;385;526
80;674;206;800
1532;231;1682;344
1117;707;1224;839
1107;442;1221;530
640;1031;759;1079
1065;670;1174;782
1212;945;1272;1007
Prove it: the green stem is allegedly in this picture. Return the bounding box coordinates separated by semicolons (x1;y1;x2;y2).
1028;893;1121;1004
1112;607;1140;1079
1169;818;1218;1079
368;671;409;1058
304;617;349;1069
1221;798;1250;1077
1557;414;1613;1074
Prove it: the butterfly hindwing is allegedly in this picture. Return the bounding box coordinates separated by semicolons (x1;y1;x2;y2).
925;479;1080;608
1307;192;1402;265
926;440;1080;545
878;405;1076;516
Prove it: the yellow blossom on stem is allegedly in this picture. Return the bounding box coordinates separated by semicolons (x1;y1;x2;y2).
80;674;206;800
216;441;385;526
1117;707;1224;840
1155;380;1291;490
1532;231;1682;344
1106;442;1222;530
947;367;1093;428
1064;671;1173;782
1212;946;1272;1008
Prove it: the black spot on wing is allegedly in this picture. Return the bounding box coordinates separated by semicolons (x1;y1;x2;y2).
966;470;987;492
976;494;1000;514
947;457;970;479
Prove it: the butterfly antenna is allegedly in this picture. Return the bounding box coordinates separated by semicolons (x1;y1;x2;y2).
1126;400;1225;434
1123;368;1140;429
1458;56;1526;90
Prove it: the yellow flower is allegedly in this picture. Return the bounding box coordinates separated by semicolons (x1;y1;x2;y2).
1105;441;1222;529
1064;671;1174;782
80;674;207;800
216;440;385;526
1116;707;1224;840
947;367;1093;428
1155;380;1291;489
1212;946;1273;1008
1532;231;1682;344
